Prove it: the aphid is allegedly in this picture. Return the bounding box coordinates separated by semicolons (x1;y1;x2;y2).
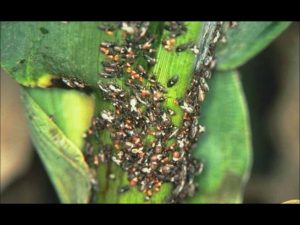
137;65;147;77
190;45;200;55
153;90;165;102
73;79;85;88
199;78;209;92
167;109;176;116
112;54;120;61
112;156;122;166
162;38;176;51
140;39;153;50
198;125;205;133
148;74;157;84
190;118;199;139
161;113;168;122
100;41;116;48
126;48;136;59
121;22;135;34
139;22;149;37
144;54;156;65
118;185;130;194
132;147;143;154
98;24;116;35
170;29;185;38
172;152;181;161
168;128;179;139
198;87;205;102
135;93;147;105
130;177;138;186
161;165;172;175
178;100;194;113
204;56;213;66
202;70;211;79
175;42;194;53
213;31;221;43
177;138;186;148
100;47;110;55
99;72;115;78
108;84;122;93
130;70;142;81
140;89;150;97
167;75;179;87
229;21;238;28
101;110;114;123
208;59;216;70
62;77;76;88
103;66;118;74
142;167;151;174
98;82;110;93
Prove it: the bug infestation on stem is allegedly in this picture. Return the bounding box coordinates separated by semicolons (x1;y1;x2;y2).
81;21;225;203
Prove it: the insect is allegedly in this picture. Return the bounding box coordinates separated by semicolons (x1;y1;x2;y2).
98;24;117;36
62;77;76;88
162;38;176;51
190;45;200;55
229;21;238;28
199;78;209;92
144;54;156;65
118;185;130;194
137;65;147;77
175;42;194;53
167;75;179;87
99;72;116;78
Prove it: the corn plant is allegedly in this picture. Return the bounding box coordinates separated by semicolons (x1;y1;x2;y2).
0;21;290;203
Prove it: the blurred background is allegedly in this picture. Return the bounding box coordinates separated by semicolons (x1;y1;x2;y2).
1;22;299;203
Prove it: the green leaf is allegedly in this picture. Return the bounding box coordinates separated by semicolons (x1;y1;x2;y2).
216;22;291;70
0;22;122;87
154;22;203;126
21;87;94;203
187;70;252;203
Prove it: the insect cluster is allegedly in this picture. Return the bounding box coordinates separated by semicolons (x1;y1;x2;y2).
83;21;224;203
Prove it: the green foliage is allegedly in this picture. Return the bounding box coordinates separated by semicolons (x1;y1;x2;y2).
187;70;252;203
216;22;291;70
21;87;93;203
0;21;290;203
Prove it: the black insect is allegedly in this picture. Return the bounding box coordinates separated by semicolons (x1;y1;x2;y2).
167;75;179;87
175;42;194;53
